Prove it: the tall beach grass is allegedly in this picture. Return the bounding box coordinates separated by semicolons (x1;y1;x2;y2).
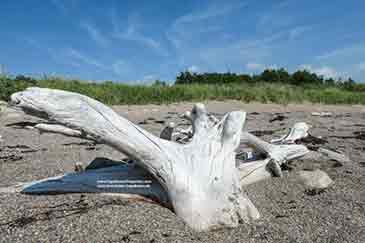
1;76;365;105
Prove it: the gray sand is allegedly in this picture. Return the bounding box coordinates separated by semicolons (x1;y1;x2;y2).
0;101;364;243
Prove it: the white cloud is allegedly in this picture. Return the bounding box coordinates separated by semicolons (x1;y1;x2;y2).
246;62;264;70
142;75;156;80
357;62;365;71
80;22;109;47
268;64;278;70
246;62;278;72
299;64;338;78
188;65;199;72
111;11;168;57
314;67;338;78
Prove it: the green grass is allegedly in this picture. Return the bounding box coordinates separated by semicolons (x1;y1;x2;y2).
1;76;365;105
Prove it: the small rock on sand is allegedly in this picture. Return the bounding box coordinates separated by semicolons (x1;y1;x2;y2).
298;169;333;192
311;112;333;117
0;100;7;114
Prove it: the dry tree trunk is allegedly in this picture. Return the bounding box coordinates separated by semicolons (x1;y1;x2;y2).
6;87;309;231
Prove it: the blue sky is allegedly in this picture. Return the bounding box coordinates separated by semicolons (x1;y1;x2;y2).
1;0;365;83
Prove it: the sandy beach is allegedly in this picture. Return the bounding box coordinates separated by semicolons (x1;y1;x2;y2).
0;101;364;243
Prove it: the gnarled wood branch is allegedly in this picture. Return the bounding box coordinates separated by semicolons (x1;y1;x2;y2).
270;122;309;144
238;131;309;184
34;123;95;141
167;116;310;185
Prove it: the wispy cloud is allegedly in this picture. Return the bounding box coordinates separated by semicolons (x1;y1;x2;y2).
25;38;63;63
80;22;110;48
142;74;156;81
246;62;278;72
167;2;247;49
165;1;255;71
25;39;91;73
174;2;248;26
25;37;135;78
66;48;106;69
299;64;339;78
289;25;312;40
187;65;199;72
316;44;365;60
66;51;135;78
25;38;43;49
246;62;265;70
257;1;294;33
165;0;302;74
50;0;68;13
198;31;285;71
50;0;79;13
256;0;313;39
277;0;293;9
357;62;365;71
112;60;132;76
111;11;168;57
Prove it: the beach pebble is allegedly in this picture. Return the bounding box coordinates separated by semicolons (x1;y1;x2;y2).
0;101;6;114
298;169;333;191
311;112;332;117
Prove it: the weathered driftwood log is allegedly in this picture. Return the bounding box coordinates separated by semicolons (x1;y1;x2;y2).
10;87;261;231
6;87;310;231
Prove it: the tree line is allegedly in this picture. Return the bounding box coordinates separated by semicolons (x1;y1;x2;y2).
1;68;365;102
175;68;363;91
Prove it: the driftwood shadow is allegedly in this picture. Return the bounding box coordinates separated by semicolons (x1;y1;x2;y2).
0;196;128;230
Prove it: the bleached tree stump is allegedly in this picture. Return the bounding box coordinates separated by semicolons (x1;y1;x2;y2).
9;87;261;231
6;87;310;231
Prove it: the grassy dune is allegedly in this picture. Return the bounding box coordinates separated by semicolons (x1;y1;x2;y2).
1;76;365;105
